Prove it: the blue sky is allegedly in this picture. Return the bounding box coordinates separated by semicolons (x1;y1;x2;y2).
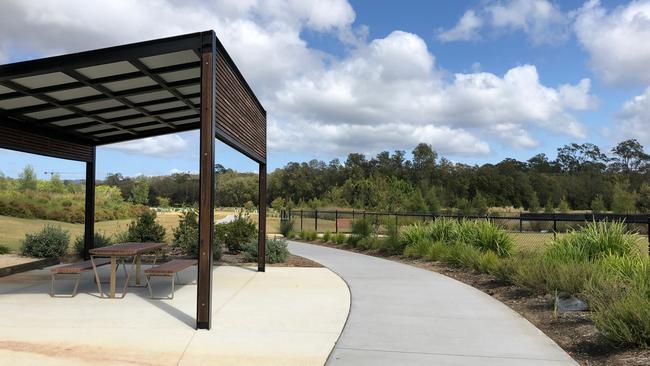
2;0;650;179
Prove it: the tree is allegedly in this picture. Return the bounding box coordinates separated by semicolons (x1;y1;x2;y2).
131;177;149;205
271;197;285;211
637;184;650;213
590;195;607;214
611;183;637;214
49;173;65;193
557;198;570;213
556;143;608;172
18;165;37;191
610;139;649;173
0;171;7;190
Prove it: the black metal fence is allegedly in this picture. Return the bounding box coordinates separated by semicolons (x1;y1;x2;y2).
281;209;650;253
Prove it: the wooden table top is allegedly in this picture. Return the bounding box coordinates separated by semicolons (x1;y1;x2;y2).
89;242;165;256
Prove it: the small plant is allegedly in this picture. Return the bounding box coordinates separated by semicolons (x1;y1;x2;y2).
322;230;332;242
299;230;317;241
471;220;514;257
0;244;11;254
243;237;289;264
545;221;638;262
280;219;293;238
21;225;70;258
333;233;346;244
126;210;166;242
172;211;199;257
216;213;257;253
403;238;432;258
73;233;112;257
351;218;374;239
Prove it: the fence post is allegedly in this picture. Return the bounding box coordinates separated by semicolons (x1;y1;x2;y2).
300;210;303;231
352;209;355;220
647;217;650;256
519;216;523;232
553;213;557;238
315;209;318;232
395;213;399;227
363;211;366;220
335;210;339;234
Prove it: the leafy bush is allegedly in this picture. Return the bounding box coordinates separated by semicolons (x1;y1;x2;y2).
172;210;222;260
376;221;404;255
73;233;112;257
216;213;257;253
0;244;10;254
280;219;293;238
477;251;500;274
172;211;199;257
404;238;432;258
333;233;346;245
243;237;289;264
443;242;482;269
322;231;332;242
21;225;70;258
126;210;166;242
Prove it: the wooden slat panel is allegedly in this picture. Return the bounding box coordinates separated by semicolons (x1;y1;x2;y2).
0;124;94;162
215;50;266;163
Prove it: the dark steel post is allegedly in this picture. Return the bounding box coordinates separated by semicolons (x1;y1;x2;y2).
315;209;318;232
258;163;266;272
83;148;96;260
196;31;216;331
335;210;339;233
553;214;557;238
352;209;355;220
395;213;398;227
300;209;303;231
519;216;523;232
647;217;649;256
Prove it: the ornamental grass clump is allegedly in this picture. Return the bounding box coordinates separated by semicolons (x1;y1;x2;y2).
471;220;514;257
545;221;637;262
584;255;650;347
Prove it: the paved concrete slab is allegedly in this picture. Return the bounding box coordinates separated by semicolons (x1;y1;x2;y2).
0;264;350;366
288;241;578;366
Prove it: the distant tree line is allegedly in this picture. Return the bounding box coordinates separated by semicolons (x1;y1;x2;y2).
3;139;649;215
267;139;650;215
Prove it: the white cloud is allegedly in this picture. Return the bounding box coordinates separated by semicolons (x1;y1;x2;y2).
616;87;650;145
107;135;190;157
439;0;569;45
573;0;650;85
438;10;483;42
270;31;592;155
0;1;594;159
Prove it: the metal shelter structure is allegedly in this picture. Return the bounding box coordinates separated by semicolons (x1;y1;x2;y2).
0;30;267;330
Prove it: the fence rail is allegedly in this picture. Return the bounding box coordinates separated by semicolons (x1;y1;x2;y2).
280;209;650;253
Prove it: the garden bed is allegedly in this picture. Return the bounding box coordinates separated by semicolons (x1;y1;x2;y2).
297;239;649;366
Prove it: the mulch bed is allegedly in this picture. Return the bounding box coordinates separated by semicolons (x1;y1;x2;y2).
217;252;322;268
296;239;650;366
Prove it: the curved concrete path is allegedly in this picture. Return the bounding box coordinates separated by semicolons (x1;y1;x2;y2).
288;241;577;366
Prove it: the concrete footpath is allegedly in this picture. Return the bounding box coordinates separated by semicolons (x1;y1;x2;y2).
288;241;578;366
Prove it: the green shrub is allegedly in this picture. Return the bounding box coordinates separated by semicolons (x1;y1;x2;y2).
351;218;374;239
400;222;433;248
477;251;500;274
300;230;317;241
322;231;332;242
126;210;166;242
377;221;404;255
0;244;10;254
443;242;482;269
583;255;650;347
471;221;514;257
511;256;549;294
169;210;222;260
545;221;637;262
333;233;346;245
73;233;112;257
425;241;449;262
21;225;69;258
216;213;257;253
357;236;381;251
403;238;432;258
112;230;131;244
280;219;293;238
492;257;519;283
243;237;289;264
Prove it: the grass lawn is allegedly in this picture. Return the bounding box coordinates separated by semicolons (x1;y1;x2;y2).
0;211;232;252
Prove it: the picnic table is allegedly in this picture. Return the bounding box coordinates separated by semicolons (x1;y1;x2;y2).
90;242;165;298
